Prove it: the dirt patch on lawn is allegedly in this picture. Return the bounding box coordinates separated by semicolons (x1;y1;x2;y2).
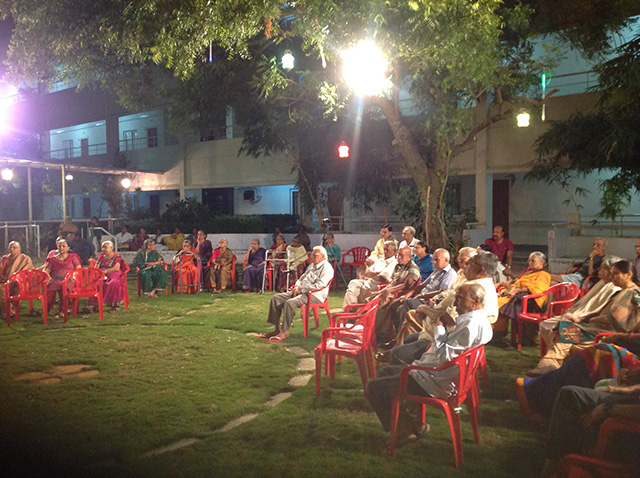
14;364;98;385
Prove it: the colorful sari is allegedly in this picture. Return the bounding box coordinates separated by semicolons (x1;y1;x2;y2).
174;250;199;294
132;250;168;294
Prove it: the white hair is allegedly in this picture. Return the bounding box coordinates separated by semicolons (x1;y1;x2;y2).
313;246;328;260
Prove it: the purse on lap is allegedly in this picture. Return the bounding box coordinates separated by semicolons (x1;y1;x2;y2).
558;320;595;344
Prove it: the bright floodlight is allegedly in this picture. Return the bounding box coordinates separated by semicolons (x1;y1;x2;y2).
121;178;131;188
65;173;74;181
1;168;13;181
282;50;295;70
342;41;388;96
517;110;530;128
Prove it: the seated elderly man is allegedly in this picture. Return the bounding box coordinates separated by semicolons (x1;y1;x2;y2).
259;246;334;342
550;237;607;286
380;251;498;364
343;241;398;307
399;226;418;255
0;241;34;315
371;247;422;334
377;248;457;339
364;283;493;450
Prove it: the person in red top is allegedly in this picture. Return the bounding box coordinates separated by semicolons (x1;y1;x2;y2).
485;225;514;268
44;238;81;317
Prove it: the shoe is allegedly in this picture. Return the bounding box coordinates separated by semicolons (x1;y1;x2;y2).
379;339;396;351
269;330;289;342
375;350;391;363
257;330;279;340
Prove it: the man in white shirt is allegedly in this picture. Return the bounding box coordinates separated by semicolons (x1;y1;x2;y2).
343;241;398;307
365;283;493;448
261;246;334;342
114;225;134;250
398;226;419;255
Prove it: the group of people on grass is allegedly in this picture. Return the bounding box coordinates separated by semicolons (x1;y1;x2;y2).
258;224;640;473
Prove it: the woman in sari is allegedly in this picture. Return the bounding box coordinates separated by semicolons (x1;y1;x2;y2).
516;332;640;419
173;240;199;294
207;238;234;292
242;239;266;292
90;240;126;312
44;238;81;317
132;239;168;297
413;240;433;281
495;251;551;344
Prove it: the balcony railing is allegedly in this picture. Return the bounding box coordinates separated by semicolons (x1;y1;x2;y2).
45;143;107;160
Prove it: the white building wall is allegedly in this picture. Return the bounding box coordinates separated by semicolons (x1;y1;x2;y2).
233;185;295;215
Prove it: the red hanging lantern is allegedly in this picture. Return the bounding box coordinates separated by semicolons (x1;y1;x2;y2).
338;141;350;158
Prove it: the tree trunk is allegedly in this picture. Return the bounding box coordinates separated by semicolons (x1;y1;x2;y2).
375;97;449;248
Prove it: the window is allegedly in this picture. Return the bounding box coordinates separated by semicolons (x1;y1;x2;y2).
123;130;138;151
63;139;73;159
147;127;158;148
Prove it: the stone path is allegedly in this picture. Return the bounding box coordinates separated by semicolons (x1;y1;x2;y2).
14;364;99;385
142;334;316;458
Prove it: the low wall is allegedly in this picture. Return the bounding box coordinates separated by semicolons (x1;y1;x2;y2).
117;233;381;265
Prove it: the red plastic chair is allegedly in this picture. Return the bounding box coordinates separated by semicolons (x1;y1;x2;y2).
62;267;106;322
314;302;379;396
341;247;371;281
89;257;129;308
389;345;485;466
579;275;597;298
558;417;640;478
136;262;169;297
5;270;49;326
206;254;237;291
516;282;581;354
299;278;334;337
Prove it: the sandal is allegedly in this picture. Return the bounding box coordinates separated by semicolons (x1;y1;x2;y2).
257;330;279;339
269;331;289;342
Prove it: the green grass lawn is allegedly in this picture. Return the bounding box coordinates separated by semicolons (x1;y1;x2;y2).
0;284;546;478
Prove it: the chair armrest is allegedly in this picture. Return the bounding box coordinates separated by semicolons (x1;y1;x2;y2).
594;332;617;343
594;416;640;458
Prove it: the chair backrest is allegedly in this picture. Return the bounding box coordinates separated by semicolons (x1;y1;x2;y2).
450;345;486;405
345;247;371;263
65;267;105;292
548;283;581;315
6;269;49;297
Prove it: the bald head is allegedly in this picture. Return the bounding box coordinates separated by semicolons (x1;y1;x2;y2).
432;248;450;270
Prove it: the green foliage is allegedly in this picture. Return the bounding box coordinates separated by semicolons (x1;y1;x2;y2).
529;29;640;220
101;176;124;217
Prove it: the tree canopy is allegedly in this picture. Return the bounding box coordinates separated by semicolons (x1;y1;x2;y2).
2;0;551;246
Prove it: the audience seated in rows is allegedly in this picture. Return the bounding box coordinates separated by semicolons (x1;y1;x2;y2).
132;238;168;298
242;239;266;292
207;238;233;293
382;251;499;365
530;259;639;376
550;237;607;286
343;241;398;307
0;241;34;316
364;283;493;451
373;248;456;344
260;245;334;343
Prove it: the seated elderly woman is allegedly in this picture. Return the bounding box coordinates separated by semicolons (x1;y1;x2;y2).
494;251;551;345
207;238;234;293
90;240;126;312
516;332;640;420
413;240;433;281
173;240;199;294
44;238;81;317
132;238;168;298
242;239;266;292
530;259;640;374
